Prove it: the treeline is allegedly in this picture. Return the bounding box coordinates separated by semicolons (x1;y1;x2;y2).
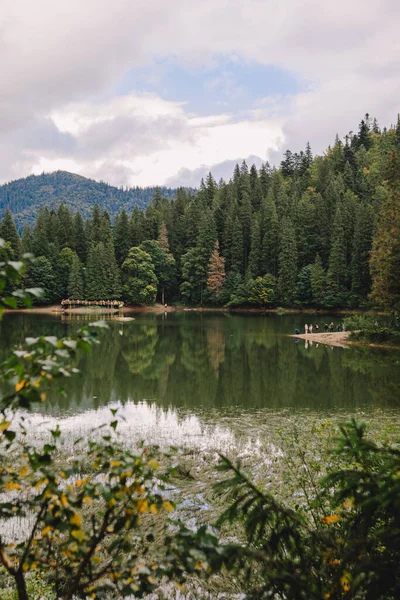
1;114;400;310
0;170;180;229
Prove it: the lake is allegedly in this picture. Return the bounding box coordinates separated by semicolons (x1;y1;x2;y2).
1;312;399;453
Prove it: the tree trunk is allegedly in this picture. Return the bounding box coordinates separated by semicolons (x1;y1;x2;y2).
15;571;29;600
162;286;165;305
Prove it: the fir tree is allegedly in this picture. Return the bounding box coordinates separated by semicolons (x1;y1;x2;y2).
230;215;244;274
247;215;262;278
351;203;374;302
207;241;226;300
114;209;132;267
0;209;21;258
277;217;298;305
68;253;84;298
72;212;87;262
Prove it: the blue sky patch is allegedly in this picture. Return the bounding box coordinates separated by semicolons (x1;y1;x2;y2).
116;58;299;115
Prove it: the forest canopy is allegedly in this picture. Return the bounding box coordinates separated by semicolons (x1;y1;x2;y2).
1;114;400;311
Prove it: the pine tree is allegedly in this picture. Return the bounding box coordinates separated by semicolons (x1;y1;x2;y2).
56;204;74;249
85;243;106;300
32;208;50;258
114;209;132;267
260;193;278;276
309;254;326;305
230;215;244;274
158;223;170;253
351;203;374;302
72;212;87;262
248;215;262;278
207;241;226;300
0;209;21;258
370;150;400;310
68;253;84;298
277;217;298;305
326;203;348;306
21;225;33;254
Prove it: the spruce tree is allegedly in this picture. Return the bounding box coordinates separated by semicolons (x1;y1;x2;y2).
351;203;374;302
68;253;84;298
114;209;132;267
370;150;400;310
207;241;226;300
309;254;326;305
72;212;87;262
326;204;348;306
0;209;21;258
230;215;244;274
277;217;298;305
260;192;278;276
248;215;262;278
56;204;74;249
32;208;50;258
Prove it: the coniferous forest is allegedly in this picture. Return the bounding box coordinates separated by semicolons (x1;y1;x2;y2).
1;114;400;311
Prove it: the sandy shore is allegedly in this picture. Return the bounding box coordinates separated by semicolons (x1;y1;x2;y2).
290;331;352;348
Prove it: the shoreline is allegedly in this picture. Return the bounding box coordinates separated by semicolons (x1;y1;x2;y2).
3;304;389;316
290;331;352;348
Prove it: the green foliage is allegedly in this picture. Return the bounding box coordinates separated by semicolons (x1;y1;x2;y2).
247;274;275;306
0;251;180;600
121;247;157;304
2;115;400;309
344;315;400;345
169;420;400;600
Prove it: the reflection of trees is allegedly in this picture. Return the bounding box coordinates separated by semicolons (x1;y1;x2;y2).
207;328;225;372
2;313;400;415
121;326;158;376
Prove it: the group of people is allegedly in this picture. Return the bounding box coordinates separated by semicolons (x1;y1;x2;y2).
294;321;345;335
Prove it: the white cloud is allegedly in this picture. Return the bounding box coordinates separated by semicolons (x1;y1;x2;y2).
0;0;399;186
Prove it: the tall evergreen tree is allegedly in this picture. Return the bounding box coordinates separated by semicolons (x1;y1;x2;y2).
0;209;21;258
277;217;298;305
207;241;226;301
351;203;374;302
68;253;84;298
114;209;132;267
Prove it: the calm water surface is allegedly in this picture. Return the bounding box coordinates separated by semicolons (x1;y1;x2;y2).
1;312;399;451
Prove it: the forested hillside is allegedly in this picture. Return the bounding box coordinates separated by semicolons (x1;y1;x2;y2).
0;170;179;229
1;114;399;310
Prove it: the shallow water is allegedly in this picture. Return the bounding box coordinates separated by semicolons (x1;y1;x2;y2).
1;311;399;450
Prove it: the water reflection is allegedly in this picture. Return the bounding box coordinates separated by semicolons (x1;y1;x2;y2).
1;312;400;415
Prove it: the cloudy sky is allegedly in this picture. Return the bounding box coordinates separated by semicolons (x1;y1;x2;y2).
1;0;399;187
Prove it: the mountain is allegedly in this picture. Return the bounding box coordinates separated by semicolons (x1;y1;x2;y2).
0;171;181;230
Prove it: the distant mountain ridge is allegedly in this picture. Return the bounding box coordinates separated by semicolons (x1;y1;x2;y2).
0;171;183;230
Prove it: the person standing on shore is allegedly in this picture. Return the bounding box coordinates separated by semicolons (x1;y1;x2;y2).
309;323;313;334
305;323;309;334
315;323;319;332
329;322;334;332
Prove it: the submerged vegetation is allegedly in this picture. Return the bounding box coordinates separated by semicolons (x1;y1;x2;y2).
1;115;400;311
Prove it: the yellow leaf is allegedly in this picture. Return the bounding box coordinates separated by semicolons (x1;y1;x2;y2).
6;482;21;491
60;493;68;507
41;526;53;537
70;513;82;527
32;379;41;388
110;460;121;467
147;458;159;469
322;514;341;525
0;421;11;433
71;529;85;542
15;380;27;392
40;393;47;402
19;466;29;477
162;501;174;512
137;499;148;513
149;503;158;514
83;496;92;505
